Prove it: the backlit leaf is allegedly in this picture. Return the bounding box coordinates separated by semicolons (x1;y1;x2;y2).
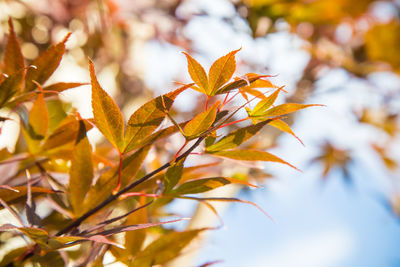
131;229;204;267
125;198;148;256
173;176;258;195
25;33;71;92
215;73;271;95
164;158;184;192
69;120;94;216
0;186;57;207
0;69;24;107
124;84;190;153
42;117;93;151
90;60;125;151
183;101;220;139
206;120;271;152
3;18;24;75
249;88;282;116
269;119;304;145
183;52;208;94
261;103;322;117
208;49;240;95
208;149;298;170
43;82;87;92
28;87;49;140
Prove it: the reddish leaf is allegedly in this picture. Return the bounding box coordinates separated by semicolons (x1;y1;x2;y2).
90;60;125;151
183;52;208;94
208;149;299;170
25;33;71;92
184;101;220;139
3;18;24;75
208;49;240;95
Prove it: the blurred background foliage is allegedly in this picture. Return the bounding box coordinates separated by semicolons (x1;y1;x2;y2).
0;0;400;265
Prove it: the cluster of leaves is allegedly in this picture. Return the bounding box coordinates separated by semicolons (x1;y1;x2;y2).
0;19;318;266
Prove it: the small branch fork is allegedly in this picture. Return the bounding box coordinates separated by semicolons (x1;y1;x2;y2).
56;136;206;236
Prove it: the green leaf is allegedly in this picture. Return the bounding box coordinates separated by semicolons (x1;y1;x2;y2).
42;117;93;151
208;49;240;95
83;146;150;212
131;229;205;267
90;60;125;151
3;18;24;75
0;186;57;207
208;149;299;170
0;69;24;108
124;84;190;153
183;52;208;94
25;33;71;92
173;177;258;195
164;158;184;192
206;120;271;152
261;103;323;117
69;120;94;216
269;119;304;145
183;101;220;139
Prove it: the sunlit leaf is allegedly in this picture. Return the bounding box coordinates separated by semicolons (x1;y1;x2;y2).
184;101;220;139
215;73;271;95
261;103;322;117
42;82;87;92
173;176;259;195
28;86;49;140
249;88;282;116
164;158;184;192
42;117;93;151
183;52;208;94
25;33;71;92
269;119;304;145
90;60;125;151
69;120;94;216
3;18;24;75
0;186;57;207
208;149;298;170
124;84;190;153
0;224;49;247
131;229;205;267
206;120;272;152
208;49;240;95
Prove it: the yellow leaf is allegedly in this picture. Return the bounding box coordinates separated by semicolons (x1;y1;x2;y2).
183;52;208;94
269;119;304;145
90;60;125;151
208;49;240;95
183;101;220;139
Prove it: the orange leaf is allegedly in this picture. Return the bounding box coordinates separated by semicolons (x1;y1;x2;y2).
183;52;208;94
89;60;125;151
0;186;58;206
208;49;240;95
25;33;71;92
28;85;49;140
3;18;24;75
263;103;323;116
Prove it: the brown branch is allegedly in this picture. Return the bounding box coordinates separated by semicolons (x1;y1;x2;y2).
56;136;205;236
